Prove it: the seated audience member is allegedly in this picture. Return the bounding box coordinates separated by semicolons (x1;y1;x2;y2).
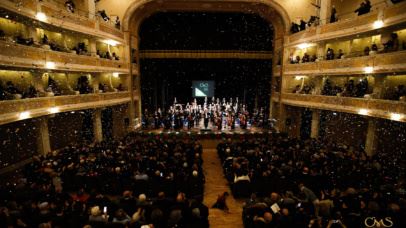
326;48;335;60
322;79;333;96
290;22;300;34
65;0;75;13
355;78;368;97
46;77;61;95
5;81;21;98
98;10;110;22
310;54;318;62
112;52;120;60
76;76;92;94
355;0;371;16
96;49;102;58
302;52;310;63
117;83;124;91
308;16;319;27
384;33;399;52
105;51;112;60
292;85;301;93
370;43;378;55
300;19;307;31
391;0;404;3
393;84;406;100
16;35;34;46
295;56;301;64
342;79;355;97
364;46;370;56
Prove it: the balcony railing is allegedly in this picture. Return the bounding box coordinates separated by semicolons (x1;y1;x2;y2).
0;91;137;125
0;40;128;72
284;51;406;75
1;0;124;41
288;1;406;45
281;93;406;122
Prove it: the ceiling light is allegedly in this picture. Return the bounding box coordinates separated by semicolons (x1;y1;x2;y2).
19;111;31;120
112;72;119;78
364;66;374;74
390;113;402;121
295;76;305;80
358;109;369;115
36;12;47;21
373;20;384;29
297;43;312;49
104;39;119;46
45;61;56;69
48;107;60;114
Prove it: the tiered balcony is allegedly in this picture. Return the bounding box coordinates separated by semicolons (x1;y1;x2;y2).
281;93;406;122
0;91;138;125
288;2;406;45
0;40;129;73
284;51;406;76
0;0;124;42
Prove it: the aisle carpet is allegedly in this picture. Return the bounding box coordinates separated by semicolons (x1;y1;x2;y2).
201;140;244;228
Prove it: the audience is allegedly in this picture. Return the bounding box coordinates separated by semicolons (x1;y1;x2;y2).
0;134;207;228
217;133;406;228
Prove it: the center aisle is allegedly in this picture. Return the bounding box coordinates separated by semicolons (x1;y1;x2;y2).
201;140;244;228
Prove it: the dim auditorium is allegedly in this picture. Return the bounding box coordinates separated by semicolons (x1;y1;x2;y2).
0;0;406;228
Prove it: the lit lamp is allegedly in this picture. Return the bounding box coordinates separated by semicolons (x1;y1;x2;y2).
364;66;374;74
358;109;369;115
390;113;402;121
373;20;384;29
45;61;56;69
19;111;31;120
36;12;47;21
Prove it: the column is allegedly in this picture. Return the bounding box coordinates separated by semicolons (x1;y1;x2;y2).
87;0;96;19
277;104;287;133
37;117;51;156
317;42;326;60
319;0;332;25
311;109;321;138
112;106;128;139
89;39;97;57
90;73;100;93
93;109;103;142
365;119;377;156
28;27;39;43
372;76;386;99
32;72;45;93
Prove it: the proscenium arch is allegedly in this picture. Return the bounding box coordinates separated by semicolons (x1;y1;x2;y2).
122;0;291;119
123;0;291;37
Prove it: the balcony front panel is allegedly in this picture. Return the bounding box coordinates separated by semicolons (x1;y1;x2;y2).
282;93;406;122
99;23;125;40
0;0;125;42
288;27;317;44
284;51;406;76
0;41;128;73
0;92;135;125
41;4;96;29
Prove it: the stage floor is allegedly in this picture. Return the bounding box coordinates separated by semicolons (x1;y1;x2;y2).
143;122;268;135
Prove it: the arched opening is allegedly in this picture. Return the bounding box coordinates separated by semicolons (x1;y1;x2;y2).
123;0;290;123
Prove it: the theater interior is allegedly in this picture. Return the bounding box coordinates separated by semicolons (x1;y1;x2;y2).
0;0;406;228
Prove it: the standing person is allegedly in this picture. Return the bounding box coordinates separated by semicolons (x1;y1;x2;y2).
203;110;209;129
330;5;337;23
